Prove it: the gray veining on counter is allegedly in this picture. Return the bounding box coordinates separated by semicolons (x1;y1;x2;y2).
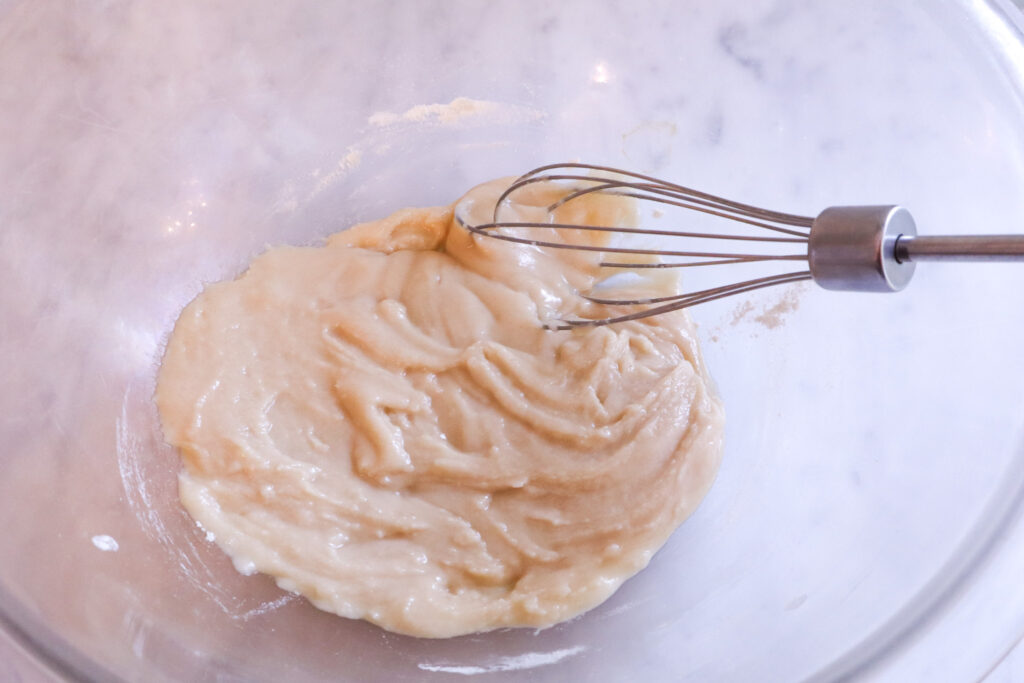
3;1;1024;681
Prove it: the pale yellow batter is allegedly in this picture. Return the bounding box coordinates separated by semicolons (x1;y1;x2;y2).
156;178;724;637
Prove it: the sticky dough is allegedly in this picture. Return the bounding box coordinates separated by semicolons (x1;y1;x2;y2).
156;178;724;637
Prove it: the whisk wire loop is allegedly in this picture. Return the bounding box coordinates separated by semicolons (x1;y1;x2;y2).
466;163;816;327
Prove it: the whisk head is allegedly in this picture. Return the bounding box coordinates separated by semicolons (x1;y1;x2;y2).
462;162;816;329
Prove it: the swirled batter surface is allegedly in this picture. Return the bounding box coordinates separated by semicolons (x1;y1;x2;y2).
157;179;724;637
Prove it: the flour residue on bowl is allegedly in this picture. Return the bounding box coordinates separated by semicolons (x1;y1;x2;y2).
306;146;365;202
368;96;545;127
730;283;806;330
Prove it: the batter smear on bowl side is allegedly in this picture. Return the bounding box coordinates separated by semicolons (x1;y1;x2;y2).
156;177;724;638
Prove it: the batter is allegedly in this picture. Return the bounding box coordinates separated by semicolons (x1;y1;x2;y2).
156;178;724;638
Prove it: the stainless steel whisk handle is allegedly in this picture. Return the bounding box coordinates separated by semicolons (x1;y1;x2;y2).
808;205;1024;293
895;234;1024;262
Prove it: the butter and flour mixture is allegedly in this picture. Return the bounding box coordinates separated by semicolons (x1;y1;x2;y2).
156;178;724;637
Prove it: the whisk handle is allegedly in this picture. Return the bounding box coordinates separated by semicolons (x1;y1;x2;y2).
810;206;1024;294
895;235;1024;262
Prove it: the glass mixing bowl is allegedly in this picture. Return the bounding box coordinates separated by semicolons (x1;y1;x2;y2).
3;1;1024;680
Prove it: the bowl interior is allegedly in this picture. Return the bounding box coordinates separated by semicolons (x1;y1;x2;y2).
2;1;1024;680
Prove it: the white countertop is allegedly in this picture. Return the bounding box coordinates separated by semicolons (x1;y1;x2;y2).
3;1;1024;680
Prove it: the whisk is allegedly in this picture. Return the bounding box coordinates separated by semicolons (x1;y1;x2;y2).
461;162;1024;328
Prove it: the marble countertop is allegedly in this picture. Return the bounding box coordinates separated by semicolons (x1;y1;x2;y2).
3;1;1024;681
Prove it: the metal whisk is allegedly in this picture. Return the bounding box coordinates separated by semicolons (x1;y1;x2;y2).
462;163;1024;328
